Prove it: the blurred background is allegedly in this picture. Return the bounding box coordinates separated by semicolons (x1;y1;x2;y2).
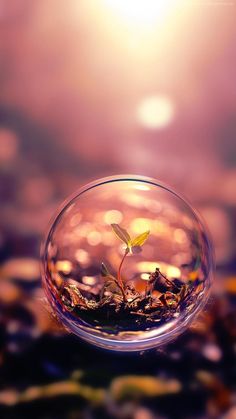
0;0;236;418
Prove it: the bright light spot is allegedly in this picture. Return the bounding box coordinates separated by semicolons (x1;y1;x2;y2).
138;261;159;272
104;0;177;27
202;344;222;362
141;273;150;281
130;218;152;234
87;231;102;246
166;266;181;278
104;209;123;224
138;261;181;278
134;184;150;191
82;276;96;286
56;260;72;275
137;95;175;130
75;249;90;265
189;271;199;281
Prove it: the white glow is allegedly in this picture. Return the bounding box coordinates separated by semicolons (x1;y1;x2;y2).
138;261;181;278
104;209;123;224
104;0;177;27
137;95;175;130
141;273;150;281
130;218;152;234
134;184;150;191
83;276;96;286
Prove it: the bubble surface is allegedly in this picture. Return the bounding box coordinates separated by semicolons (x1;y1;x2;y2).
41;176;213;351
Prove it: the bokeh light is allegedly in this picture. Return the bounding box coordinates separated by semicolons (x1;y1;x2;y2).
136;95;175;129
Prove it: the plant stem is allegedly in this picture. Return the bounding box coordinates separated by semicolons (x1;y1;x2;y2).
117;248;129;302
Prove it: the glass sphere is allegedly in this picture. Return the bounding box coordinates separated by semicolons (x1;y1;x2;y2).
41;175;213;351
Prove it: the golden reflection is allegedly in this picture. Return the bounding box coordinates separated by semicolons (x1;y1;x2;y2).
166;266;181;278
138;261;158;273
130;218;152;234
140;273;150;281
138;261;181;279
189;271;199;281
55;260;72;275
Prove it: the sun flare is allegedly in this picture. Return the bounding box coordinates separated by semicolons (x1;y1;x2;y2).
104;0;178;27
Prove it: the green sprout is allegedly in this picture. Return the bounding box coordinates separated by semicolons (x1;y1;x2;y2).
60;223;191;327
101;224;150;302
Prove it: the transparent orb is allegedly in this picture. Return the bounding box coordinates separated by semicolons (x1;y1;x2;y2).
41;176;214;351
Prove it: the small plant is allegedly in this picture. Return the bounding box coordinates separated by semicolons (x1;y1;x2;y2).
101;224;150;302
59;223;194;332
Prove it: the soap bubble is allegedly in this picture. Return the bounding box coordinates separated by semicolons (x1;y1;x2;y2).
41;176;213;351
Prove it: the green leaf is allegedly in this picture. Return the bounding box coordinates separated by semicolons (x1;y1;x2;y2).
111;224;131;246
101;262;111;277
131;231;150;247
